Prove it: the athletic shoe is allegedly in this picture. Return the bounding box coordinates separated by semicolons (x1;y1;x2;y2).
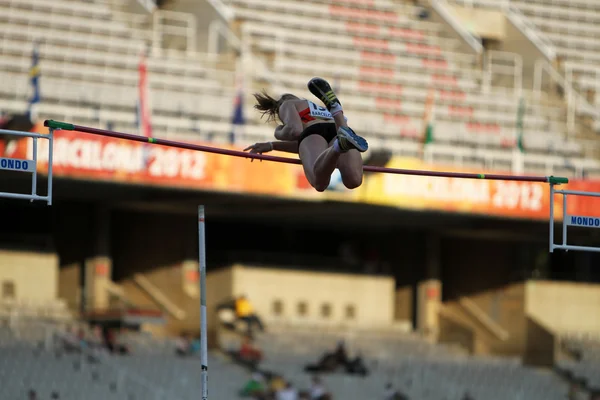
308;77;342;111
337;126;368;153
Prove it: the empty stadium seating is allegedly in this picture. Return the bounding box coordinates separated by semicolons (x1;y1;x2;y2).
558;334;600;391
248;324;570;400
0;321;251;400
0;0;599;177
0;0;245;147
227;0;600;175
0;316;584;400
446;1;600;164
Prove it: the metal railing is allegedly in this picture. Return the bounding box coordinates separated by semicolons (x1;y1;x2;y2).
483;50;523;97
534;59;600;136
0;128;53;205
505;5;556;62
429;0;484;55
550;186;600;253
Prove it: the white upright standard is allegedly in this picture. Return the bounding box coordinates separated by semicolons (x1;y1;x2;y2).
0;128;53;204
549;184;600;252
198;205;208;400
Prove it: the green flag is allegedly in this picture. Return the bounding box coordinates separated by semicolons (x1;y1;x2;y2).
422;89;435;154
516;97;525;153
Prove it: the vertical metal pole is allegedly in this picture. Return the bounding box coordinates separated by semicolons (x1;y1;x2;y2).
198;205;208;400
549;183;555;253
47;129;54;206
562;193;568;247
31;137;38;201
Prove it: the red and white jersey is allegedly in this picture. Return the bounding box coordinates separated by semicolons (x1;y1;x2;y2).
298;100;334;124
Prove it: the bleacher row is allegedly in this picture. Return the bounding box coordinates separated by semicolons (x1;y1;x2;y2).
0;0;599;177
559;334;600;392
8;318;600;400
449;0;600;110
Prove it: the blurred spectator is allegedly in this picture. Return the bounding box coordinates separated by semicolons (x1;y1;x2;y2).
269;374;287;395
61;326;81;353
276;381;299;400
309;376;330;400
384;383;408;400
239;372;266;399
51;392;60;399
190;336;201;355
235;295;265;337
229;335;263;369
216;298;238;330
345;354;368;376
239;335;263;367
305;340;368;376
77;327;88;349
28;390;37;400
305;340;348;373
461;392;474;400
175;334;200;357
175;334;191;357
101;327;130;355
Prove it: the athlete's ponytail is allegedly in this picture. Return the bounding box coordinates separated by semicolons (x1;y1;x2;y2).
253;90;280;123
253;90;299;123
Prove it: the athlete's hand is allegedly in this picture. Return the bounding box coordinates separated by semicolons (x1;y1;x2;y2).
243;142;274;162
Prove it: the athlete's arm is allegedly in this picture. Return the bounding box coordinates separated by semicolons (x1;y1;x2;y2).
274;102;303;141
243;140;298;155
272;140;299;153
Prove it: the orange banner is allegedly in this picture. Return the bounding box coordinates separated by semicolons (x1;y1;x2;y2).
7;124;300;197
4;124;600;221
300;157;600;220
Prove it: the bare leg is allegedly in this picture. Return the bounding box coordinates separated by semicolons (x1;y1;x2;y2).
332;111;348;130
308;77;368;153
299;135;340;192
332;137;363;189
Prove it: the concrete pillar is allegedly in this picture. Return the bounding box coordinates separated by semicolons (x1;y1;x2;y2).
84;206;112;312
182;232;199;298
417;233;442;341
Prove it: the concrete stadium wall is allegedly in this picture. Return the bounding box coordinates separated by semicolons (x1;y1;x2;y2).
449;5;506;41
121;263;394;338
501;13;548;78
163;0;231;53
437;282;529;357
0;249;58;302
526;281;600;334
439;280;600;358
231;265;396;327
467;282;527;355
523;315;557;367
58;263;81;310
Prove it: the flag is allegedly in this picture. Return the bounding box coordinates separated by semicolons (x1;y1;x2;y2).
135;50;153;169
28;42;41;120
421;88;435;156
229;76;245;145
516;96;525;153
136;51;152;138
512;96;526;174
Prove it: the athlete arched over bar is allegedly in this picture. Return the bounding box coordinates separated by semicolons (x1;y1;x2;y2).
244;77;369;192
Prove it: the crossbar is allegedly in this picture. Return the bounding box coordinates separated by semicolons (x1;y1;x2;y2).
43;120;568;184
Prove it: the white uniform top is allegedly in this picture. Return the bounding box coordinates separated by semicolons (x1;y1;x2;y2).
306;100;334;120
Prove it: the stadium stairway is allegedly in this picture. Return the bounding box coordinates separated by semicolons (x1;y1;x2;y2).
442;0;600;159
